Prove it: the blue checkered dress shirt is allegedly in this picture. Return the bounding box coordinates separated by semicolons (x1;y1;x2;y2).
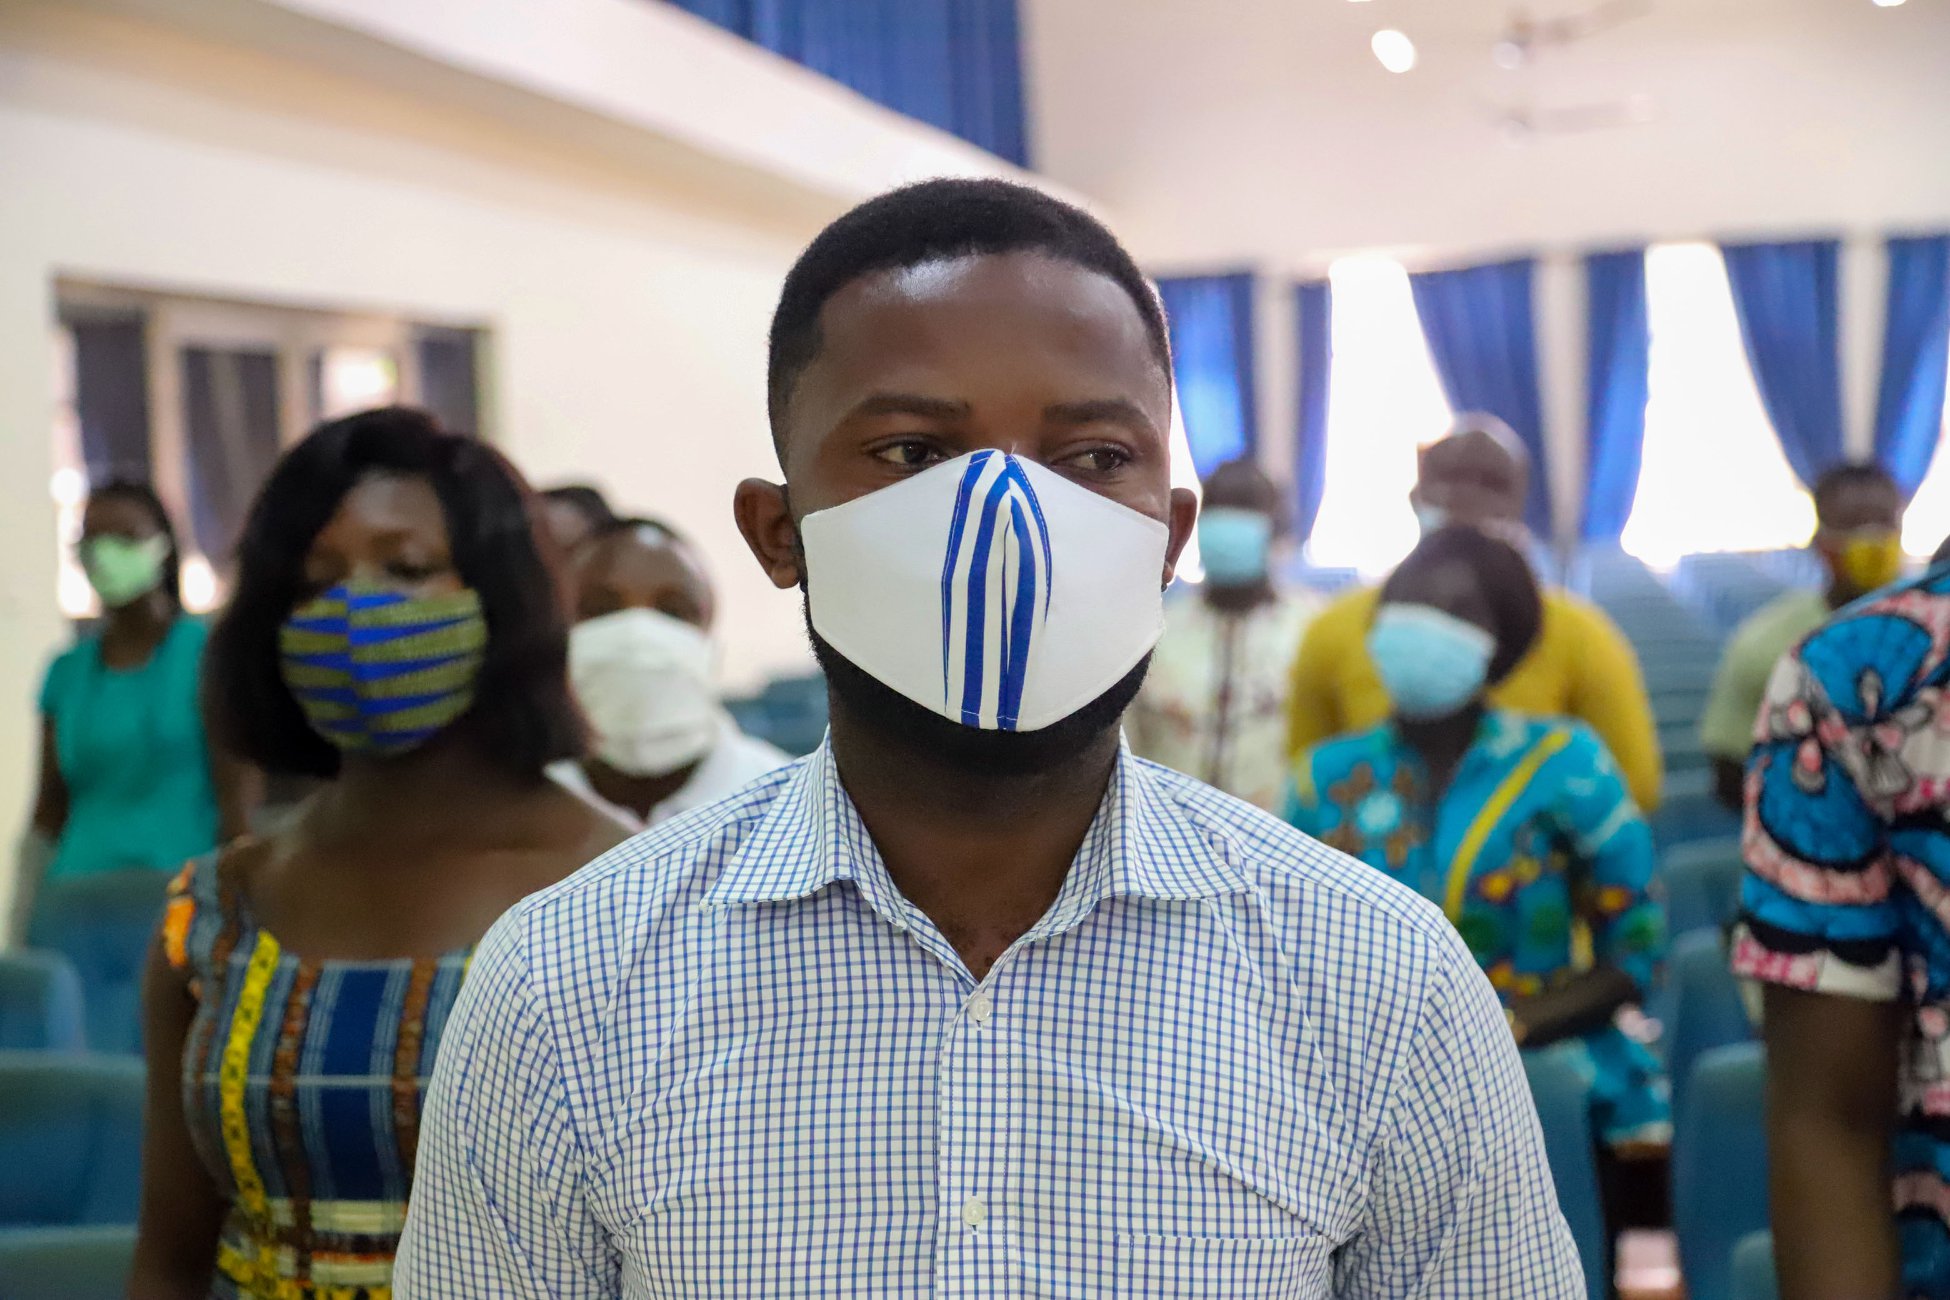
394;742;1581;1298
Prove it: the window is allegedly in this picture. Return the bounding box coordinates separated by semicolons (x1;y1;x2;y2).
1621;243;1816;568
1899;338;1950;558
1304;255;1453;576
53;283;484;618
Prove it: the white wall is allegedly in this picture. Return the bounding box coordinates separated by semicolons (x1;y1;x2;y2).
0;0;1040;914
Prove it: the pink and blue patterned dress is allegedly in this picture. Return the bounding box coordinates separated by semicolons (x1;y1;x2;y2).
162;851;471;1299
1287;709;1668;1145
1735;564;1950;1295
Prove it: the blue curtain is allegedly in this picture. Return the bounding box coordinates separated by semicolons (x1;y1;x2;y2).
1156;274;1259;479
1720;239;1844;489
1293;280;1332;542
1409;258;1552;535
1873;234;1950;498
672;0;1028;166
1581;249;1651;543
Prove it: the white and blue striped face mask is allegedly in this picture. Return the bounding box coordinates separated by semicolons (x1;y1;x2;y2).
800;450;1171;733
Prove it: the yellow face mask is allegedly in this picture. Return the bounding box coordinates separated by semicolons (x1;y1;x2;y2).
1838;531;1905;594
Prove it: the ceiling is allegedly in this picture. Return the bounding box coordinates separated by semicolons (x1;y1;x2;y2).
1020;0;1950;267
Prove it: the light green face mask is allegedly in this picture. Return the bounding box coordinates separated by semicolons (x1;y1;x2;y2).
81;535;171;608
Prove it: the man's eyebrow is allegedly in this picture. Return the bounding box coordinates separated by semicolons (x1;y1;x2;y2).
1044;398;1159;435
841;392;972;422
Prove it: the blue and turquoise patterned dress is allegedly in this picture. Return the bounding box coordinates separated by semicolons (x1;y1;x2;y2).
163;851;472;1299
1286;709;1669;1144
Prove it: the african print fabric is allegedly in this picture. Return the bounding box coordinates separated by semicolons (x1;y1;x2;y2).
1288;709;1668;1144
163;852;470;1299
1735;563;1950;1294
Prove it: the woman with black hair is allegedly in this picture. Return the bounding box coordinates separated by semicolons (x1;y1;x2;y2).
1286;526;1668;1149
130;408;621;1300
25;483;253;920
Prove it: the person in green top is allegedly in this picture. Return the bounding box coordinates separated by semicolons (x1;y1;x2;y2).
1700;461;1906;809
25;483;256;914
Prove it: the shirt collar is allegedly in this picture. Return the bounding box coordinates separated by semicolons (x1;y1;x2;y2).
701;738;1249;923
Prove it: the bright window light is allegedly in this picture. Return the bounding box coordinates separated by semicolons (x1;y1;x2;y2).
1306;256;1453;576
319;346;399;419
1621;243;1816;567
1372;29;1418;74
1899;345;1950;557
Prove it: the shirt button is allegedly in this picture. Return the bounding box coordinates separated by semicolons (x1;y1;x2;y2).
968;991;993;1025
961;1195;986;1228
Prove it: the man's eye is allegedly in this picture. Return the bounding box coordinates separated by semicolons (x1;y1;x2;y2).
872;440;945;469
1067;448;1131;474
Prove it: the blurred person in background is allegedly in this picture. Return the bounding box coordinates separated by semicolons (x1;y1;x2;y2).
1733;561;1950;1298
17;482;255;939
1700;461;1906;810
1288;526;1668;1153
1286;412;1664;812
1128;456;1318;810
539;481;618;555
554;513;788;832
130;408;620;1299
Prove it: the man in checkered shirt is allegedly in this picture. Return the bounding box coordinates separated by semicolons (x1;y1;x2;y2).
395;179;1581;1298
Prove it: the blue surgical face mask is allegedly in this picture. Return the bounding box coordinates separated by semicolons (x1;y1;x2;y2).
1197;507;1274;586
1367;603;1495;721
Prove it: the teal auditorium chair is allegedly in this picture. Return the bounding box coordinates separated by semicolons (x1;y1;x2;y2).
1649;770;1741;849
1665;929;1755;1125
1673;1043;1770;1300
0;950;85;1051
1730;1232;1779;1300
0;1225;137;1300
1662;837;1745;941
727;672;830;757
1521;1049;1609;1300
0;1053;144;1228
27;869;170;1053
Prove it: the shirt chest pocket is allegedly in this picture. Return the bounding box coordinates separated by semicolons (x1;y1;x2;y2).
1115;1231;1335;1298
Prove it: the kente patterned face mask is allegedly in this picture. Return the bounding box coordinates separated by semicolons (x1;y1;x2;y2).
279;582;488;756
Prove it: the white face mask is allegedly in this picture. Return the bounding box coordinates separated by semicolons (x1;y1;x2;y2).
569;608;720;777
800;450;1171;733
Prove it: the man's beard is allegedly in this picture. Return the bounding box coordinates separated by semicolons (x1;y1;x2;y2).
804;605;1150;780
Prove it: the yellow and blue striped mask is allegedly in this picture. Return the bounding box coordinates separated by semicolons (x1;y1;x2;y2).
278;581;488;756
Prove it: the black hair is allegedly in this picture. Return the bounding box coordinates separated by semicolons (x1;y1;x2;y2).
205;406;583;780
539;483;618;533
766;177;1171;452
1812;461;1899;524
84;480;184;611
583;514;693;551
1381;526;1543;685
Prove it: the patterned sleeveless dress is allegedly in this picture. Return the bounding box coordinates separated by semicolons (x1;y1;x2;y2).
162;851;471;1299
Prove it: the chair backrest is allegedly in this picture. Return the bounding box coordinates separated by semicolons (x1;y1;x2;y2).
1522;1048;1609;1300
0;949;86;1051
1673;1043;1770;1300
1663;838;1745;941
0;1052;145;1227
27;869;170;1054
0;1225;137;1300
1667;929;1755;1123
1730;1231;1779;1300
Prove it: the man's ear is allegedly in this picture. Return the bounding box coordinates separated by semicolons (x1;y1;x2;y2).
1160;486;1200;587
733;478;803;590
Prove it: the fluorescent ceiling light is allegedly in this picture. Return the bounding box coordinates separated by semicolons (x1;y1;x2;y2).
1372;29;1417;73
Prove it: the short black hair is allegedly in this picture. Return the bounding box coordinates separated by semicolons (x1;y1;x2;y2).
766;177;1171;452
540;483;618;533
86;480;183;610
205;406;583;780
1381;526;1543;685
1812;461;1899;524
583;514;693;551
